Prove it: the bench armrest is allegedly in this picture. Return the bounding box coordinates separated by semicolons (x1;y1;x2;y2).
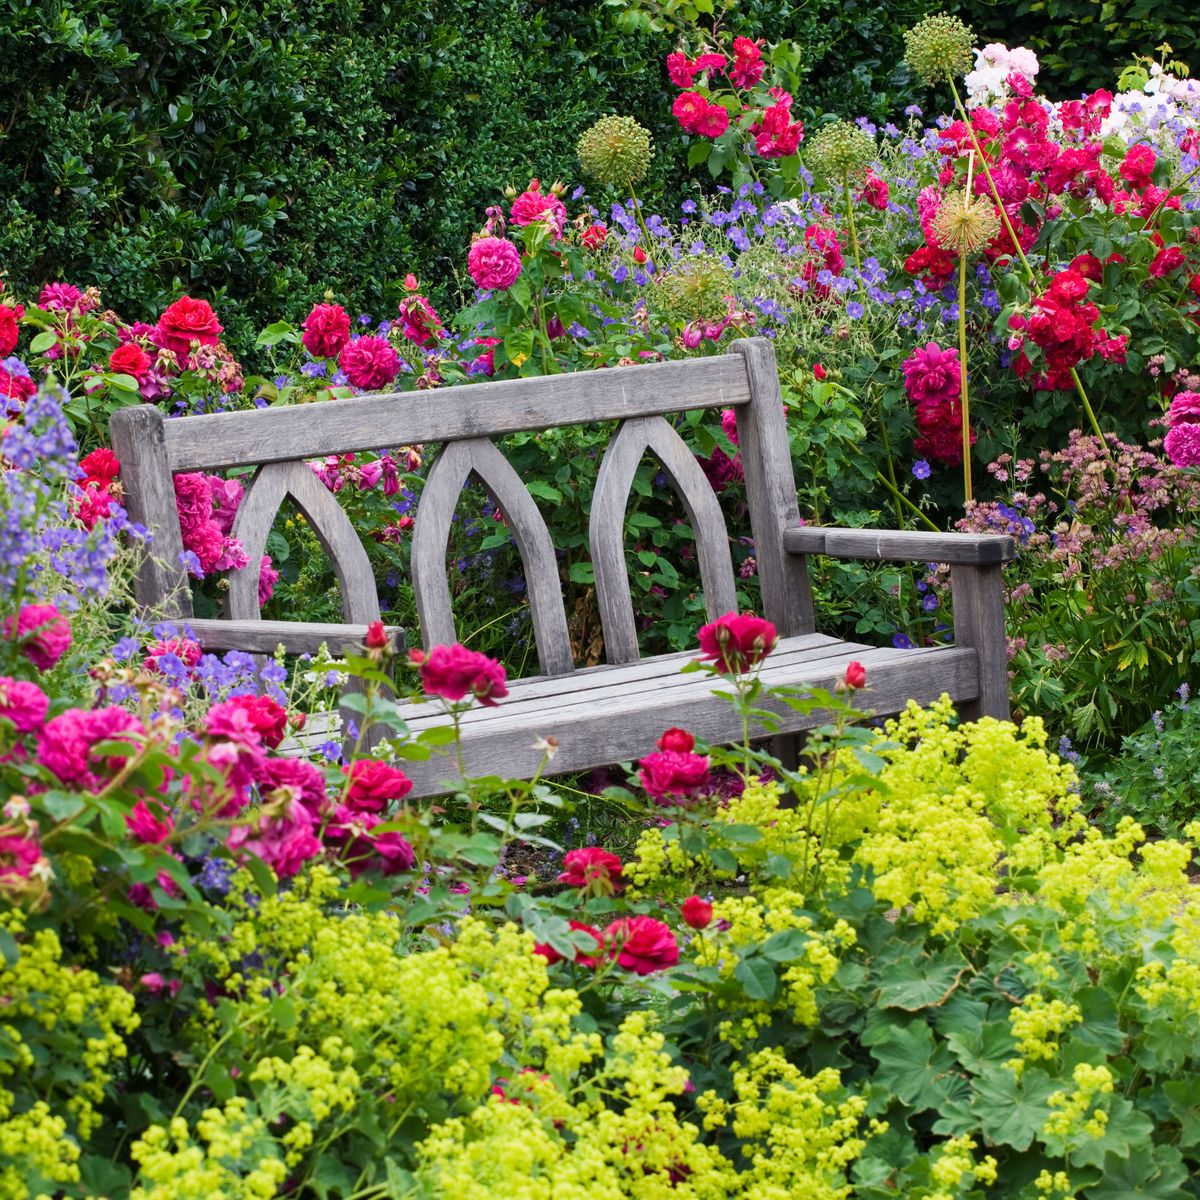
186;618;405;657
782;526;1016;565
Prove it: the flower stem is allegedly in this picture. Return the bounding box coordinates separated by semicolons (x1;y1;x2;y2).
842;175;862;274
874;470;941;531
958;248;972;504
627;183;656;273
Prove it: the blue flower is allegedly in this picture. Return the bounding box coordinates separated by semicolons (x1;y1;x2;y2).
892;632;915;649
912;460;931;480
846;301;865;319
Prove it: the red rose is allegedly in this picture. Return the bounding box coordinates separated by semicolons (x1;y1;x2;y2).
80;447;121;486
156;296;224;363
0;302;23;358
603;916;679;975
1118;143;1157;191
557;847;623;893
365;620;390;650
681;895;713;930
693;101;730;139
666;52;695;89
633;245;648;265
1149;246;1187;278
302;302;351;359
0;365;36;405
109;342;152;378
638;749;711;801
581;223;608;251
342;758;413;815
843;660;867;689
813;363;827;381
696;612;778;674
534;920;604;967
673;91;708;134
225;694;289;749
656;727;695;753
413;643;508;707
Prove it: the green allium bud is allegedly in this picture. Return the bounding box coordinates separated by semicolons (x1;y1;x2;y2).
577;115;653;190
931;190;1000;255
806;121;876;182
904;14;975;86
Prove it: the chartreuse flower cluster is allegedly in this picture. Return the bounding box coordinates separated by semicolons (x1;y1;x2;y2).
1;911;138;1200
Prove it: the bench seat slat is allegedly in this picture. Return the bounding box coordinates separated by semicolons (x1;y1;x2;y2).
288;639;978;796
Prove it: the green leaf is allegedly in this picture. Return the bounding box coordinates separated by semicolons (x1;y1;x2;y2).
970;1065;1056;1151
687;140;711;168
1065;1096;1152;1169
29;330;58;353
735;955;778;1002
0;927;18;966
504;328;535;367
760;929;812;962
254;320;299;348
526;481;562;503
1085;1146;1189;1200
568;561;595;584
870;1021;960;1111
877;951;967;1011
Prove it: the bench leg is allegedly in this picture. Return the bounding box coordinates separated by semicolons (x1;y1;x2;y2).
950;562;1010;721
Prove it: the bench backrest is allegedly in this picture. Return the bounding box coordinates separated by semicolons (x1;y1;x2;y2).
110;337;815;674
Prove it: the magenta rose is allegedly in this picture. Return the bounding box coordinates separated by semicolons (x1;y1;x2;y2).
156;296;224;363
557;847;624;892
411;643;508;707
1164;422;1200;468
258;555;279;605
696;612;778;674
38;282;84;312
603;916;680;975
173;473;215;532
467;236;522;291
38;706;145;791
255;756;328;818
227;798;322;879
1167;392;1200;428
338;334;400;390
638;749;711;801
0;833;43;885
125;799;174;845
0;677;49;733
510;180;566;236
5;603;72;671
342;758;413;815
302;302;352;359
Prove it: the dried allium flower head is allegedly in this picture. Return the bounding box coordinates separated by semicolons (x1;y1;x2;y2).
577;115;653;189
904;14;975;86
931;190;1000;254
806;121;876;181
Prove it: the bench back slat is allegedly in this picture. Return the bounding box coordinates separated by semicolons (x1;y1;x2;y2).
411;437;575;676
111;338;817;665
160;354;753;472
227;460;382;625
732;340;815;636
590;415;738;664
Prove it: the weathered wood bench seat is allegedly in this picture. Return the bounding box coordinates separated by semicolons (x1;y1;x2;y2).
112;338;1015;797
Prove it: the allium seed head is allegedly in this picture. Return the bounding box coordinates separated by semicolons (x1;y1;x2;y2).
931;191;1000;255
904;14;976;86
577;115;654;190
806;121;877;181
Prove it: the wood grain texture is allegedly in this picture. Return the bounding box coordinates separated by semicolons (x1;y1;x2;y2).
392;641;979;796
590;415;737;664
730;339;816;636
950;563;1010;720
162;357;752;472
226;461;381;624
410;438;573;675
186;618;403;656
784;526;1016;565
109;406;192;617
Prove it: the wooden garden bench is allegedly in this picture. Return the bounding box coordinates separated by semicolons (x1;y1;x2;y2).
111;338;1015;796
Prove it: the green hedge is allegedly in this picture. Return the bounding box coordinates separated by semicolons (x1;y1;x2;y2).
0;0;1194;353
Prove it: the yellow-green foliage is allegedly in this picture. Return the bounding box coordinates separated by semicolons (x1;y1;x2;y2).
0;911;138;1200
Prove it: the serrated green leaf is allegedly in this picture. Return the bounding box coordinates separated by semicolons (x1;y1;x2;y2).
870;1021;960;1111
735;956;778;1002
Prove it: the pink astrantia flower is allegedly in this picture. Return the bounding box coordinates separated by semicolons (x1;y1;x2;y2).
338;335;400;390
410;643;508;707
4;604;72;671
0;677;49;733
696;612;778;673
467;236;523;291
603;916;680;975
638;749;711;801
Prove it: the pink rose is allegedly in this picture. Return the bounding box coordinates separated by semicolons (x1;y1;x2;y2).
557;848;623;892
638;749;711;801
603;916;680;975
226;797;322;879
255;755;328;818
696;612;778;674
342;758;413;815
223;694;288;749
666;52;695;89
38;282;84;312
510;179;567;236
38;707;145;791
1164;422;1200;468
410;643;508;707
467;236;522;291
0;677;49;733
205;475;244;535
173;473;215;533
258;555;279;605
338;335;400;390
1118;143;1157;190
0;833;43;885
5;604;72;670
156;296;224;363
302;302;352;359
125;799;174;845
0;365;36;406
1167;392;1200;428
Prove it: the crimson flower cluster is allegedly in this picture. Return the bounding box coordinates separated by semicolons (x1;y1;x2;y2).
901;342;973;466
